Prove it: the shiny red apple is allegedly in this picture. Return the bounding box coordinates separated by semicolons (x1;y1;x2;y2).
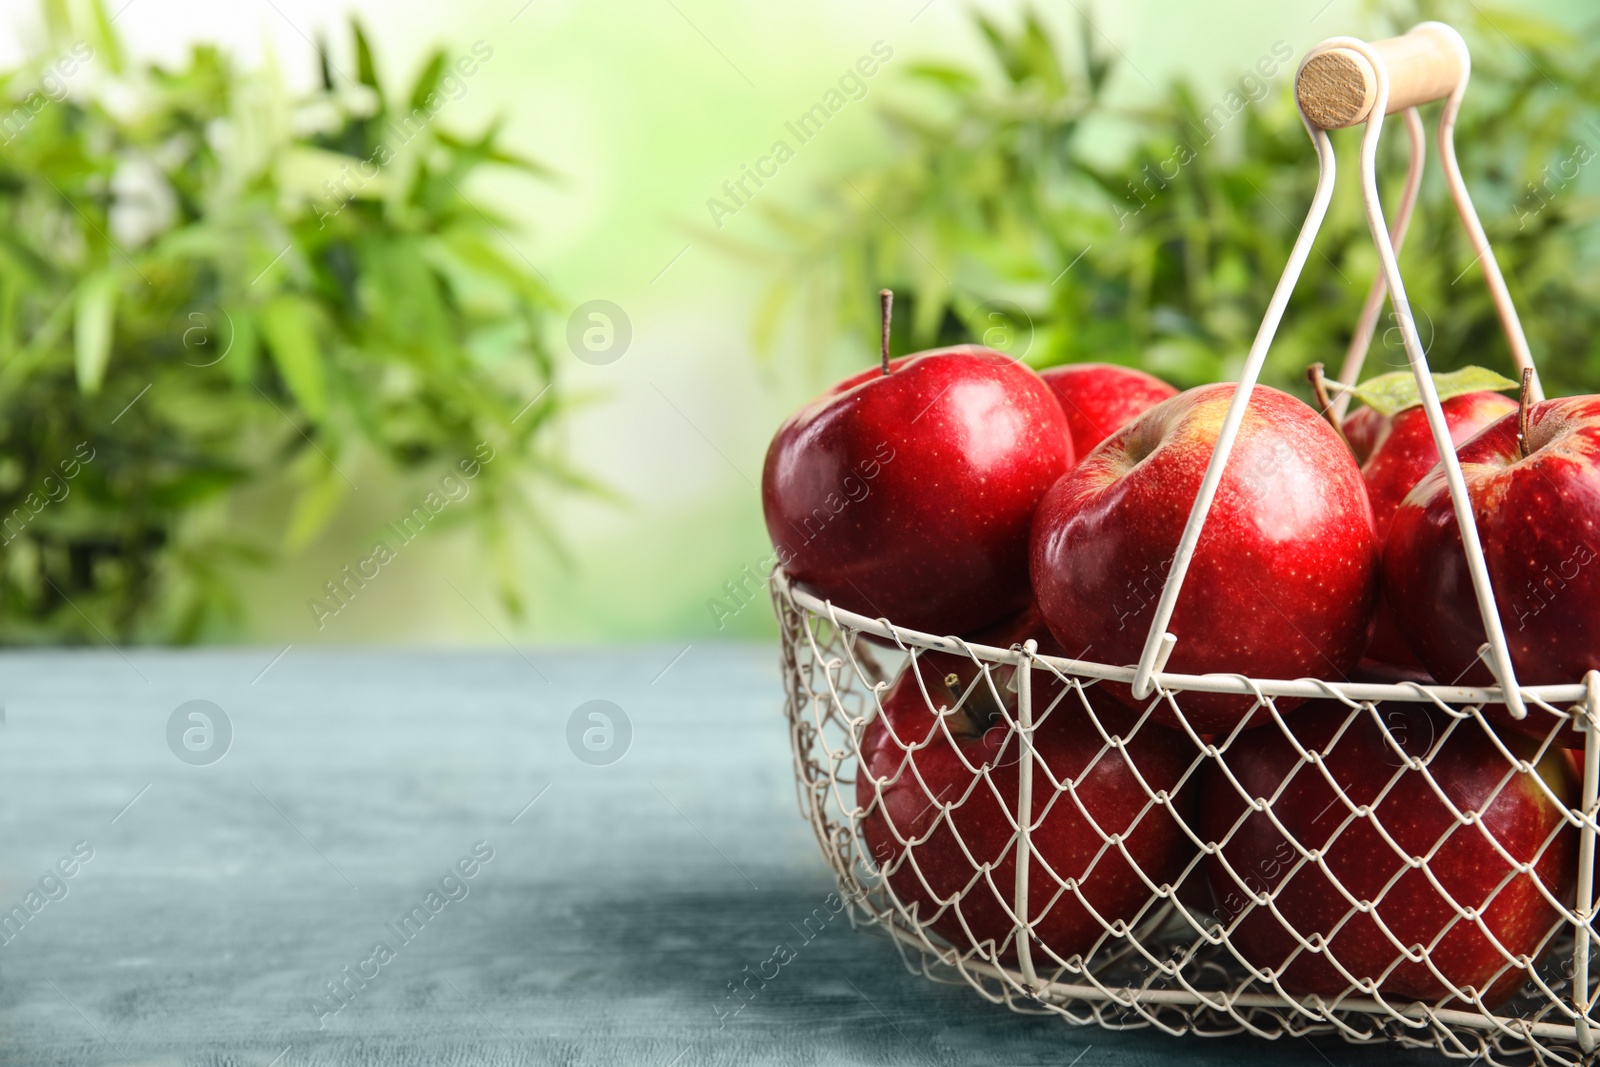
764;345;1073;636
1344;391;1517;668
856;622;1196;964
1040;363;1177;460
1030;383;1380;732
1384;395;1600;743
1202;699;1575;1006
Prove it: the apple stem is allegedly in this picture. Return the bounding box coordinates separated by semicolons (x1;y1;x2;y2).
1306;362;1352;453
1518;366;1533;459
879;289;893;376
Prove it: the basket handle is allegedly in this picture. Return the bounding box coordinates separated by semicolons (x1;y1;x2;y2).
1318;22;1540;409
1132;24;1533;723
1297;24;1462;129
1329;106;1425;421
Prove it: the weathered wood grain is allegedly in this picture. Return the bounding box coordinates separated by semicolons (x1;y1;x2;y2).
0;645;1435;1065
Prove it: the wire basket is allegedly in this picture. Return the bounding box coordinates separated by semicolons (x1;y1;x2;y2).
770;23;1600;1066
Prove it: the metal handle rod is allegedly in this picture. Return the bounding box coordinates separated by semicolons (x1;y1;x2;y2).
1346;27;1527;720
1574;672;1600;1052
1331;107;1426;421
1012;640;1039;989
1130;101;1340;700
1427;21;1542;402
1136;27;1531;720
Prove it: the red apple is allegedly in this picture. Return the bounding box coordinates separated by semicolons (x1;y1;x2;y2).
1202;699;1575;1006
1344;392;1517;668
1040;363;1177;460
1384;396;1600;684
856;623;1196;964
764;346;1073;636
1384;395;1600;744
1030;384;1380;732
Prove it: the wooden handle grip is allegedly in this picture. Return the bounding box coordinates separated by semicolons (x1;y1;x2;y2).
1296;24;1463;129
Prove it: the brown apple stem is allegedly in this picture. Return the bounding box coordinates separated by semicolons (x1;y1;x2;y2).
879;289;893;376
1518;366;1533;459
1306;362;1352;453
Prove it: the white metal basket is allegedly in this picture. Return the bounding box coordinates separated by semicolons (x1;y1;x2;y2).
771;23;1600;1065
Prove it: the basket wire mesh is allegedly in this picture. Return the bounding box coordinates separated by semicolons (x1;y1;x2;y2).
769;22;1600;1065
776;576;1599;1063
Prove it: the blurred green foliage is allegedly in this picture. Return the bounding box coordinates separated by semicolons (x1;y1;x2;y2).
0;0;582;642
748;1;1600;402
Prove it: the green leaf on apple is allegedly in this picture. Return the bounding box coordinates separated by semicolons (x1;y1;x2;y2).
1348;366;1521;417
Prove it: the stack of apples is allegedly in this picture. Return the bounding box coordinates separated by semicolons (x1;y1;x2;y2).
762;292;1595;1006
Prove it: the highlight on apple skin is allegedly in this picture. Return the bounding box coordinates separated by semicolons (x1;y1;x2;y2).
1385;398;1600;687
762;346;1073;637
1029;383;1380;732
1344;390;1517;669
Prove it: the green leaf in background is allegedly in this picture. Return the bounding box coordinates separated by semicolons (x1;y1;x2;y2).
408;50;447;112
744;0;1600;417
258;294;328;421
0;0;587;644
284;462;353;551
1348;366;1521;416
430;229;554;305
352;19;381;91
903;63;978;92
435;126;560;180
84;0;126;74
72;272;117;395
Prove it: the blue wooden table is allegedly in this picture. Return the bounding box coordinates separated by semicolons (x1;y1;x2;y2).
0;644;1439;1065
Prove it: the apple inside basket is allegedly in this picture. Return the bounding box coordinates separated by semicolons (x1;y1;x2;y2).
764;301;1597;1056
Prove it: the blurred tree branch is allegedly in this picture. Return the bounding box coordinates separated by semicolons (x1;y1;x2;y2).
0;0;584;641
742;2;1600;407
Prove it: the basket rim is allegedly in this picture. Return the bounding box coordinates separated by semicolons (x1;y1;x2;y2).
772;569;1591;710
871;921;1586;1046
